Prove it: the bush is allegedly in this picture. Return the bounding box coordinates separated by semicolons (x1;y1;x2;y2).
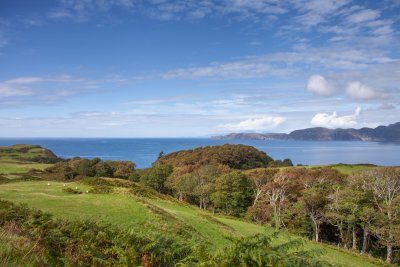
89;185;112;194
62;187;82;194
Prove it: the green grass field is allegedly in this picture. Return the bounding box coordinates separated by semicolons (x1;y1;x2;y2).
302;164;378;175
0;161;52;174
0;180;388;267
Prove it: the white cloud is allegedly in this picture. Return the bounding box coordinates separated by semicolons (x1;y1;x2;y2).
345;81;386;100
163;46;394;80
220;116;286;131
6;77;44;84
0;84;32;97
347;9;380;23
0;75;122;107
311;107;361;128
163;61;292;79
306;75;334;96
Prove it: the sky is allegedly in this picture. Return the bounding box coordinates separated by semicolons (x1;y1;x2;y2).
0;0;399;137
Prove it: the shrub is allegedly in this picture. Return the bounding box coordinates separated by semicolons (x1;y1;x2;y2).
62;187;82;194
89;185;112;194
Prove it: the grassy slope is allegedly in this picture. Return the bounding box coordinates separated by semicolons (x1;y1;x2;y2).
0;180;387;267
0;144;56;180
301;164;377;175
0;162;52;173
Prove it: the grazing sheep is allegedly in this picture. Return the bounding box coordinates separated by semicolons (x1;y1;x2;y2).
47;183;50;186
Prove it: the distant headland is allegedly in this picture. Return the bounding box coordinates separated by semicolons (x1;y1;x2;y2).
212;122;400;142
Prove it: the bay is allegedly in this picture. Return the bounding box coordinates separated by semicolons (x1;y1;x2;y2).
0;138;398;168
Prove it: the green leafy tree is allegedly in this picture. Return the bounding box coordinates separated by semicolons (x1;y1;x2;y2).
211;171;253;216
140;165;173;193
166;173;197;201
192;165;223;209
326;187;365;249
94;161;113;177
299;187;328;243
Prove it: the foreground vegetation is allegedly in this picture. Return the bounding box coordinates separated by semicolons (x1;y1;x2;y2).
0;144;398;266
0;181;386;267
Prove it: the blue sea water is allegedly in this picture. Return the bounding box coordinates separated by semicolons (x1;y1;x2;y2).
0;138;398;168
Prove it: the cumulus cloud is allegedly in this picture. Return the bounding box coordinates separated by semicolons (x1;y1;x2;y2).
220;116;286;131
306;75;334;96
345;81;386;100
311;107;361;128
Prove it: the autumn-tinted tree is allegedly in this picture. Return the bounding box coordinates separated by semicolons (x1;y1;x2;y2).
359;167;400;263
107;160;135;178
244;168;279;207
265;170;300;228
155;144;274;169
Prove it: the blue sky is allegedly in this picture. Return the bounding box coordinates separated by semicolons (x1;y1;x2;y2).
0;0;399;137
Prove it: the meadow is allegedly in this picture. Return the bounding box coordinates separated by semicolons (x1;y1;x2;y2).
0;180;388;267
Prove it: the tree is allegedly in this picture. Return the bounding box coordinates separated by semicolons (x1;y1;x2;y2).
166;173;196;201
359;167;400;263
192;165;221;209
326;187;364;249
157;151;165;161
94;161;113;177
245;168;279;207
300;187;328;243
76;158;95;177
299;168;345;243
358;206;378;254
264;170;296;228
211;171;253;216
140;165;173;193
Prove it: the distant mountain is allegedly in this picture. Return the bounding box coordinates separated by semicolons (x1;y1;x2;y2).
211;122;400;142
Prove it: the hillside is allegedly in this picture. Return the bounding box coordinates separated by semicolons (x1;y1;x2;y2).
154;144;275;169
212;122;400;141
0;144;392;266
0;144;61;163
0;180;386;267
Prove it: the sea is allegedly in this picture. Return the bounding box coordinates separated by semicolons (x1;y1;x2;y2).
0;138;399;168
